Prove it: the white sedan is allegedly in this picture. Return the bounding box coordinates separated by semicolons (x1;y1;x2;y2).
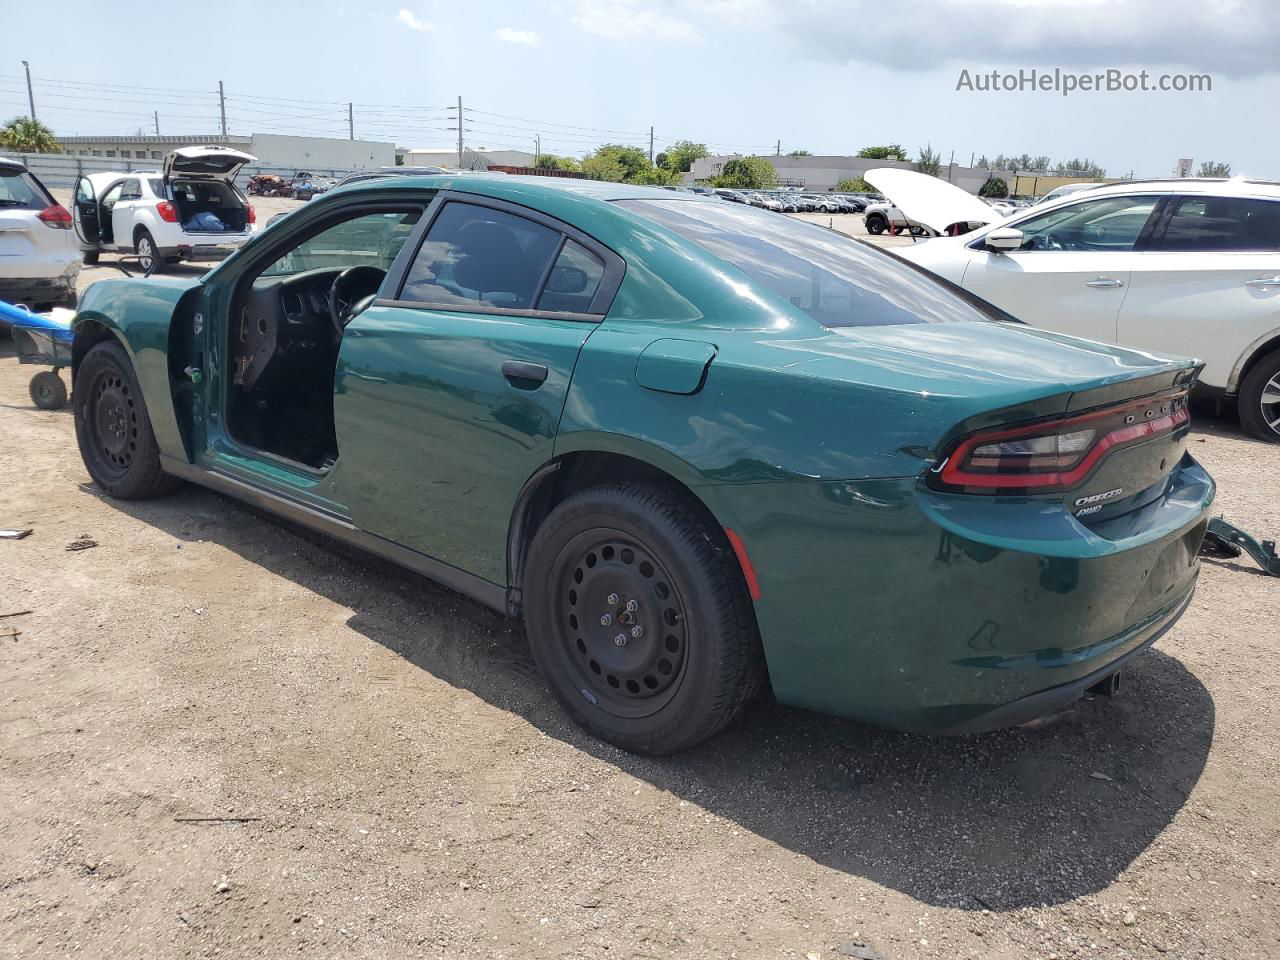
897;179;1280;441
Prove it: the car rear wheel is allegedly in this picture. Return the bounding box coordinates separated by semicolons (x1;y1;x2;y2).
523;482;765;754
865;214;886;235
1238;350;1280;442
135;229;163;275
82;250;99;265
74;340;183;498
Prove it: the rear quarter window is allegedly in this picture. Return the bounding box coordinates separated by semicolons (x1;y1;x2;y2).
615;198;999;327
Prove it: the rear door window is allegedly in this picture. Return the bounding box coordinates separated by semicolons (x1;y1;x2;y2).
1158;196;1280;252
537;239;604;313
400;201;564;310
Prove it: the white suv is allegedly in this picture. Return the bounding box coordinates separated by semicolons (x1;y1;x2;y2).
898;178;1280;440
72;145;257;272
0;157;79;315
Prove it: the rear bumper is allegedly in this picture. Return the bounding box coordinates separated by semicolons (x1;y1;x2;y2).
937;582;1195;734
161;233;252;260
705;453;1215;734
0;274;76;308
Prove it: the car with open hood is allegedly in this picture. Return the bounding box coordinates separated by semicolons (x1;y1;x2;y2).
69;174;1214;754
72;145;258;272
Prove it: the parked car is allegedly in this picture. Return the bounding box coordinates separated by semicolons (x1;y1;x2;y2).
70;175;1214;753
897;179;1280;441
1032;182;1105;206
0;157;79;316
863;201;929;236
713;188;746;203
73;146;258;272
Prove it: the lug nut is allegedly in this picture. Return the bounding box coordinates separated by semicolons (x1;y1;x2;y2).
630;625;643;639
606;593;619;605
625;599;638;612
600;614;612;626
614;634;627;647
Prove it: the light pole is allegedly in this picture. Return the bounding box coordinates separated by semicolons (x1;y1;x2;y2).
21;60;36;121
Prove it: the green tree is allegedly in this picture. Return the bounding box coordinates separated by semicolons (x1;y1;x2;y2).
1052;157;1106;178
978;176;1009;198
580;143;648;182
710;156;777;189
0;116;61;153
534;153;580;172
788;149;812;157
1196;160;1231;177
580;152;625;182
835;177;874;192
658;140;709;173
916;144;942;178
856;144;906;161
628;166;681;186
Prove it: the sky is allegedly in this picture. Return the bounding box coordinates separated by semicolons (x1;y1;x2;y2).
3;0;1279;178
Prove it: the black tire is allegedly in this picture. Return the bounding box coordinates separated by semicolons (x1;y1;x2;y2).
1238;350;1280;442
524;482;765;754
865;214;886;235
82;249;100;265
29;370;68;410
73;340;182;498
135;229;163;275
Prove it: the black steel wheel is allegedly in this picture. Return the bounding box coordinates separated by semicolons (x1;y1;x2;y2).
29;370;68;410
524;482;765;754
1238;349;1280;443
73;340;182;499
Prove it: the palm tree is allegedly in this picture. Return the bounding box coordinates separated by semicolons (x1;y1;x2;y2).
0;117;61;153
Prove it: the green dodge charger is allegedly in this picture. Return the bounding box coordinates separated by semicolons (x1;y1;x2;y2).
70;175;1215;753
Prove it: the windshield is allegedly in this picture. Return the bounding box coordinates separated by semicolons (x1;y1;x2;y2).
616;198;1002;327
0;168;49;209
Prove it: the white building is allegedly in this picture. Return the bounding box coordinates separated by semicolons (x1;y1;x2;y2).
56;133;395;172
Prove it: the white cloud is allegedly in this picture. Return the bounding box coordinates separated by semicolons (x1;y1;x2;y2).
767;0;1278;78
571;1;700;43
496;27;540;46
395;8;435;32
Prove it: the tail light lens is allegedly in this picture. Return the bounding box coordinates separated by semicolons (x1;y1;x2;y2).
37;203;73;229
247;204;256;224
156;201;179;223
931;391;1190;494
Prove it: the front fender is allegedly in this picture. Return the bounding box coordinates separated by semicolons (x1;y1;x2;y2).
73;276;203;462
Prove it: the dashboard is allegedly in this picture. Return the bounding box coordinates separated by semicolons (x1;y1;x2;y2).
234;267;342;391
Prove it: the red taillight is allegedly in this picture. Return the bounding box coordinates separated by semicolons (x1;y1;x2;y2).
37;203;73;229
247;203;256;224
932;391;1190;494
156;201;179;223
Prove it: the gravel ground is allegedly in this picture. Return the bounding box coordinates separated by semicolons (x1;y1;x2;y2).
1;195;1278;960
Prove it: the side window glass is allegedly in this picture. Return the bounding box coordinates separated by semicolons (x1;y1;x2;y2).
100;183;124;209
119;179;141;200
401;202;562;309
537;239;605;313
75;178;95;203
259;209;423;278
1160;197;1280;252
1012;196;1158;252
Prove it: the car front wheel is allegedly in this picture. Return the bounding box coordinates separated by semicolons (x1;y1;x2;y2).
74;340;183;498
1238;349;1280;442
524;482;765;754
865;214;886;234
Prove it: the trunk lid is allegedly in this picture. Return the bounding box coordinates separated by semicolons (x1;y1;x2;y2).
163;145;256;182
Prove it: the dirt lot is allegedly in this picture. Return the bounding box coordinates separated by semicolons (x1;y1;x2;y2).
1;204;1278;960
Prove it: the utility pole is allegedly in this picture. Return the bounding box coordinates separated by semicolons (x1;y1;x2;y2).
154;110;159;135
534;133;540;163
21;60;36;121
456;95;463;166
348;102;354;140
947;149;955;182
218;80;227;136
775;139;781;156
648;126;654;165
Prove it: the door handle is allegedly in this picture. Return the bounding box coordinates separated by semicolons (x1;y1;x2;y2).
1245;277;1280;289
1085;278;1124;288
502;360;548;386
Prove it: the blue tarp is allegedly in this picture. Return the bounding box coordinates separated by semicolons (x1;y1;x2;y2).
0;300;74;344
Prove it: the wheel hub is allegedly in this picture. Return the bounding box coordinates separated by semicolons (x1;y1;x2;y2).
562;537;687;703
92;375;137;468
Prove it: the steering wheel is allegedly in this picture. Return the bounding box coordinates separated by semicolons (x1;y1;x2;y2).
328;265;387;339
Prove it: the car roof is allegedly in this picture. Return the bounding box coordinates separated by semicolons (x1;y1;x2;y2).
1058;178;1280;201
0;156;31;171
